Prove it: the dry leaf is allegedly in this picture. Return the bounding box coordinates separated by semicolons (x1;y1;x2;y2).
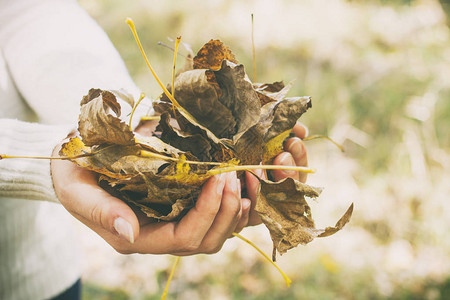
234;96;312;165
157;112;213;161
161;69;236;138
254;81;294;106
78;88;135;146
255;177;353;258
193;39;238;70
213;60;261;138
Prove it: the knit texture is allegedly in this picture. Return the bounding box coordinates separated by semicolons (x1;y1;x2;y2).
0;0;150;298
0;119;72;202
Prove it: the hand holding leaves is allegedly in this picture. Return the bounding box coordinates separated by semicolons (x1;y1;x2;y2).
51;150;250;255
56;39;352;258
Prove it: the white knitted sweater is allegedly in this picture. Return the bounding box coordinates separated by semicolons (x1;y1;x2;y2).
0;0;147;299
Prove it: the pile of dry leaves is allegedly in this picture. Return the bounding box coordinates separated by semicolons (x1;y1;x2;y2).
60;40;353;258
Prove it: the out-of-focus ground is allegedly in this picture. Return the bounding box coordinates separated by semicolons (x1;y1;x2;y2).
77;0;450;299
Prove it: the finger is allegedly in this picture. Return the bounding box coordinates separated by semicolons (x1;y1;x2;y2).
245;170;263;226
271;152;300;182
69;215;138;254
199;172;242;253
233;198;251;234
53;160;139;244
285;137;308;183
170;173;226;252
129;174;226;255
292;122;309;139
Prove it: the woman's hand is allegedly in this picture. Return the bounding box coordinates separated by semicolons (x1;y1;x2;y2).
51;144;249;255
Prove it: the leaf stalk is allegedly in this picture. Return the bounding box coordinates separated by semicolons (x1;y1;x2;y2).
232;232;292;287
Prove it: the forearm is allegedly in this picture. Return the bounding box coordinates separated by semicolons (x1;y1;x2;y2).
1;0;150;126
0;118;72;202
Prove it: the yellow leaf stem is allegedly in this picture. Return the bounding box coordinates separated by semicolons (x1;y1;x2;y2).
126;18;181;109
0;153;92;161
161;256;181;300
171;36;181;118
251;13;256;82
209;164;315;175
138;149;222;166
129;92;146;129
232;232;292;287
139;149;315;174
140;115;161;121
172;36;181;98
303;135;344;152
126;18;223;145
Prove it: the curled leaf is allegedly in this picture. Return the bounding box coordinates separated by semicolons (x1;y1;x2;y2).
213;60;261;138
162;69;236;138
254;80;294;105
255;177;322;257
78;88;135;146
255;177;353;258
235;96;312;165
158;112;213;161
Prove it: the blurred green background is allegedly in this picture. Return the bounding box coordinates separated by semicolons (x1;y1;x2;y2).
77;0;450;299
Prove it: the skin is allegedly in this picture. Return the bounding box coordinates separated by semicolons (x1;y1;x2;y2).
51;122;308;255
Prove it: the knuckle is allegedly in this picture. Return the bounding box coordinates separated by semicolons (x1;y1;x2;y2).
227;200;242;219
199;206;219;220
90;202;104;226
202;243;223;254
183;242;200;253
179;236;202;253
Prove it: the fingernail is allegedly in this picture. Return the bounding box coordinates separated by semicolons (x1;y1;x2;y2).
216;173;226;194
254;168;266;179
256;169;264;177
296;121;309;138
287;138;304;160
114;217;134;244
242;198;251;210
279;152;296;175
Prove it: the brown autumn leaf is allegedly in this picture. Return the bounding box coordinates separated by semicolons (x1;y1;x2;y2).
60;137;167;179
102;170;202;220
193;39;238;70
255;177;353;258
135;135;197;160
254;81;286;93
253;81;293;106
264;96;311;142
78;88;135;146
157;112;213;161
234;96;312;165
159;60;261;140
262;96;312;163
214;60;261;138
254;81;294;101
161;69;236;138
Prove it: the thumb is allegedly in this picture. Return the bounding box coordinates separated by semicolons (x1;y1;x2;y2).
83;183;139;244
53;160;139;244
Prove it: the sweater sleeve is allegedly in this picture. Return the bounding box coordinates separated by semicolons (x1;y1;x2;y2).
0;119;72;203
0;0;152;203
1;0;151;127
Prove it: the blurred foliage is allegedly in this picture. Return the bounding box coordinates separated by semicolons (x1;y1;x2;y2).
82;283;128;300
78;0;450;299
